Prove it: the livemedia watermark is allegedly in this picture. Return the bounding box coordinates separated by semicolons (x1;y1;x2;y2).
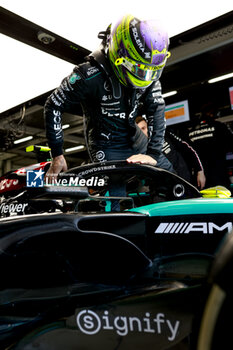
26;170;106;188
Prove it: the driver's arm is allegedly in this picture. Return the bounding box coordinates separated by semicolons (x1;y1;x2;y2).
143;81;166;162
44;69;85;178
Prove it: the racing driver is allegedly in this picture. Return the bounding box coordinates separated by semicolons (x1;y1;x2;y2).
44;14;173;179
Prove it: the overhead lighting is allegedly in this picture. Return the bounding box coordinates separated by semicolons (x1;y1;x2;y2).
14;136;33;144
65;145;85;153
62;124;70;130
208;72;233;84
162;90;177;98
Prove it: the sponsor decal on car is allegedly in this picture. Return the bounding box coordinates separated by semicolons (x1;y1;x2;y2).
76;309;180;341
0;179;19;191
154;222;233;234
0;202;28;214
77;164;116;176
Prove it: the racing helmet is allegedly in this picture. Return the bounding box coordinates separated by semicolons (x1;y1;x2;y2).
108;14;171;88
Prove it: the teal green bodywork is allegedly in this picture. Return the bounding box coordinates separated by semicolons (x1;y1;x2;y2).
128;198;233;216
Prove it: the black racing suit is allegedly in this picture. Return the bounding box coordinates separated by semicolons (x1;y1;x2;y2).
163;130;204;184
44;50;170;169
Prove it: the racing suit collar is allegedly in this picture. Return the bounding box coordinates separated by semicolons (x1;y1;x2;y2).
88;48;122;99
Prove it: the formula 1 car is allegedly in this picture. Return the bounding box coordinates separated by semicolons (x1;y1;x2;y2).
0;146;233;349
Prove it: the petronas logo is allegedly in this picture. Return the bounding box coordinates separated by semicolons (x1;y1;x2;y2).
69;73;81;84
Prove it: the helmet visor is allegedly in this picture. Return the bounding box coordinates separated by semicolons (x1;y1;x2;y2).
115;53;170;82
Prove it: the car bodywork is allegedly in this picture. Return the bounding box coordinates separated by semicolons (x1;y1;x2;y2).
0;160;233;349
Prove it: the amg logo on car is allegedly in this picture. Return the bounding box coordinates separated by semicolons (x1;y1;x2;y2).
154;222;233;234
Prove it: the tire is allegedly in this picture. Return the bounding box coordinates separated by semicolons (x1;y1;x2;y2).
196;230;233;350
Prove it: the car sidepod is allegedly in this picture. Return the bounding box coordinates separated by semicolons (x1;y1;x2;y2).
0;211;205;349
